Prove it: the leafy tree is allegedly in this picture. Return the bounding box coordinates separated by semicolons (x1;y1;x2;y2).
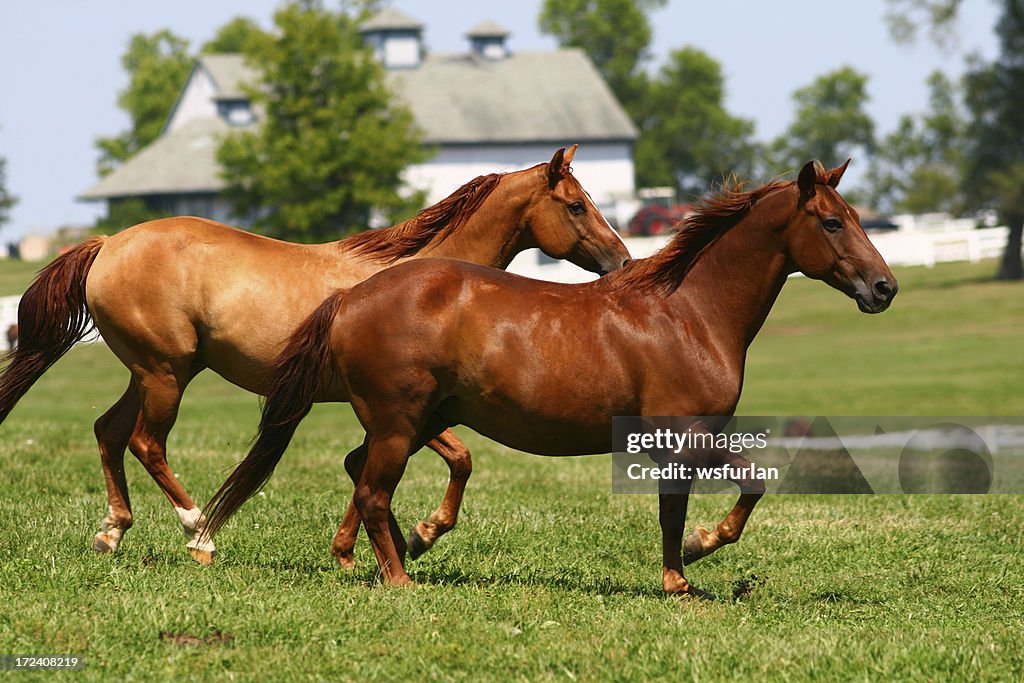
217;1;425;241
863;71;966;214
634;47;758;198
538;0;666;115
95;30;192;176
886;0;1024;279
884;0;961;47
201;16;269;55
0;152;16;230
961;5;1024;279
770;66;875;174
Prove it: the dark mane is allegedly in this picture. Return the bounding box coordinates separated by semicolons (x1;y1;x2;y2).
344;172;504;263
611;175;795;295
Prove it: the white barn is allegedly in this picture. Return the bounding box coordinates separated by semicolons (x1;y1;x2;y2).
80;9;638;230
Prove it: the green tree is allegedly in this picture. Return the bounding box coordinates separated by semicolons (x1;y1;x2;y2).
538;0;666;115
634;47;758;198
770;66;875;174
884;0;961;47
217;1;424;241
201;16;269;55
961;5;1024;279
0;153;16;230
886;0;1023;279
863;71;966;214
95;30;192;176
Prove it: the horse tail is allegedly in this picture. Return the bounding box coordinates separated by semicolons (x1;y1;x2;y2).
202;290;348;540
0;237;106;424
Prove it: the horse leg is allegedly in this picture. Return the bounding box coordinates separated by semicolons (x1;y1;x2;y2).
331;442;369;569
659;492;694;595
353;433;416;586
332;439;409;569
407;428;472;560
683;450;766;565
92;383;141;553
331;427;469;567
127;365;216;564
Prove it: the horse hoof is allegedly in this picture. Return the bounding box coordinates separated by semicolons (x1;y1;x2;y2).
683;529;707;565
92;533;116;554
407;526;431;560
334;551;355;570
189;547;215;566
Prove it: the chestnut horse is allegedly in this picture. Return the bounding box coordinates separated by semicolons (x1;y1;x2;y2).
0;146;630;563
202;160;898;595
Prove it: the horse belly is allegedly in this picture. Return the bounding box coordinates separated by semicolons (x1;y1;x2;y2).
455;402;613;456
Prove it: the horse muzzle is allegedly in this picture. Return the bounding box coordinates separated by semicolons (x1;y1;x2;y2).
854;276;898;313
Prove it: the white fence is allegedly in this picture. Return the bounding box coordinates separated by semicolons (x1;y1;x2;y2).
508;225;1014;283
0;224;1014;347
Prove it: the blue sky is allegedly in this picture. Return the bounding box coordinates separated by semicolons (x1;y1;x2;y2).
0;1;1000;240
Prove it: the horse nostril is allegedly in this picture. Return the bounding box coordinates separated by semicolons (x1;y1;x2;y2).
873;279;894;298
622;258;633;268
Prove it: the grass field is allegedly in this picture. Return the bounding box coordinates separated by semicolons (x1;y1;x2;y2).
0;258;1022;680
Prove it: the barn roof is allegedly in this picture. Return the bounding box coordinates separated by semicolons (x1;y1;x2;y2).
80;118;230;200
201;53;258;100
389;49;637;145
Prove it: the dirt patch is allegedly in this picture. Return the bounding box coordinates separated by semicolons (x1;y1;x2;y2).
159;630;235;647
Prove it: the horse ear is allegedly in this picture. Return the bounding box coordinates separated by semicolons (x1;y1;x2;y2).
563;144;578;167
826;158;851;188
548;147;567;187
797;160;817;202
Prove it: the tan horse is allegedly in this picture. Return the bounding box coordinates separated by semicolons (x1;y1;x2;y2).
202;160;897;595
0;146;631;563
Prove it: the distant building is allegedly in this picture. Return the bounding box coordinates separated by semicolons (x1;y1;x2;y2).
79;9;638;229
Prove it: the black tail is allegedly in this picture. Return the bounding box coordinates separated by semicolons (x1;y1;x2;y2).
0;237;106;424
202;290;348;540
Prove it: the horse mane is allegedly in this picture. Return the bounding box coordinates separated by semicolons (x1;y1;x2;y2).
611;173;804;296
344;172;505;263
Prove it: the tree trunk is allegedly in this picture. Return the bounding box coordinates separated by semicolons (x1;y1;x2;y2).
997;214;1023;280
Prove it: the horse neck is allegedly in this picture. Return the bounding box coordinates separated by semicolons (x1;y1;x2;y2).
412;172;532;269
672;191;794;354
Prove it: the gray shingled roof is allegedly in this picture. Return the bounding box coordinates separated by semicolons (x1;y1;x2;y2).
199;54;258;100
79;118;230;199
360;8;423;32
466;20;510;38
389;49;637;145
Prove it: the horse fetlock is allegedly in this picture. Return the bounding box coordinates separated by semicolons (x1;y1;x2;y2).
661;567;691;595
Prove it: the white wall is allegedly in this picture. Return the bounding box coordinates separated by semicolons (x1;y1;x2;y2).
164;65;219;134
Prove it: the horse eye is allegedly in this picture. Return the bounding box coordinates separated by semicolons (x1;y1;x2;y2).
822;218;843;232
568;201;586;215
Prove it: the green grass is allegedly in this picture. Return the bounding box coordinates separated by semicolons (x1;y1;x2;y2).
0;258;45;297
0;259;1022;681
